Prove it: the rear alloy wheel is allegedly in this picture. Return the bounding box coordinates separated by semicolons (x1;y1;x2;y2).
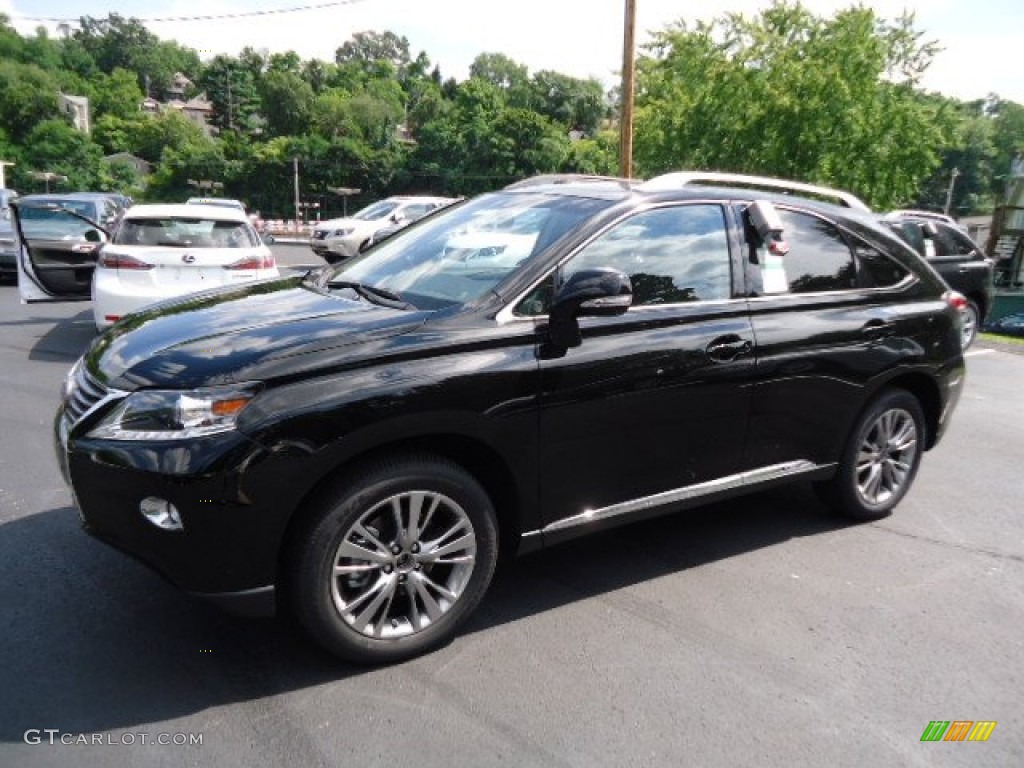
817;389;925;520
291;456;498;664
961;300;979;349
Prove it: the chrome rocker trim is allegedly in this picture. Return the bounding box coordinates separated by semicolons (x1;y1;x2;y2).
541;460;825;535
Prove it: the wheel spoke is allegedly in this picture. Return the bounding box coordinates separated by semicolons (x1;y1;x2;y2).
352;523;391;560
420;528;476;563
862;464;883;502
349;574;398;634
336;537;390;565
410;572;444;622
334;562;381;575
891;420;917;452
401;492;426;549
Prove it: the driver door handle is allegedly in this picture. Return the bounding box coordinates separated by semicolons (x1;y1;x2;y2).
706;335;753;362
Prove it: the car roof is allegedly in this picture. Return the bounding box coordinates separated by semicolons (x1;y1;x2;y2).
186;197;246;209
125;203;249;222
20;193;104;203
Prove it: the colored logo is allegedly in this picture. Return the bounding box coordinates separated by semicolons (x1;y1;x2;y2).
921;721;997;742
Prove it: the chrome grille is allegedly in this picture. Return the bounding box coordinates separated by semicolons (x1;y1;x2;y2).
65;364;109;424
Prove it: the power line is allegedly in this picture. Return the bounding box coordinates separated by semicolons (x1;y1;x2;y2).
22;0;374;24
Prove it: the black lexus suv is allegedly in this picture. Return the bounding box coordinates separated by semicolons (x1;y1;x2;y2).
31;172;966;663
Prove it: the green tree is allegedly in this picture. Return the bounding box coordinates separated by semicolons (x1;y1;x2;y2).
529;70;606;134
0;61;61;142
197;55;261;134
989;98;1024;195
260;70;314;137
73;14;199;97
130;111;208;164
91;68;146;120
22;119;103;190
634;1;947;209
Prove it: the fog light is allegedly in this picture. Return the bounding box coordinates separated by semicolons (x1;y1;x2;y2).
140;497;183;531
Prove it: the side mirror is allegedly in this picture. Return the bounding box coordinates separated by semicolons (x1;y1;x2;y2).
261;233;276;245
548;267;632;349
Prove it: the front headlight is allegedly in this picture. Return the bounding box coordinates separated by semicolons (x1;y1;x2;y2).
88;383;261;441
331;228;354;237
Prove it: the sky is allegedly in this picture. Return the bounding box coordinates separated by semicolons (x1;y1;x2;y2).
3;0;1022;104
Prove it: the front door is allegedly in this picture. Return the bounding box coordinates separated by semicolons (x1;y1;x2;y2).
523;203;755;541
12;202;105;302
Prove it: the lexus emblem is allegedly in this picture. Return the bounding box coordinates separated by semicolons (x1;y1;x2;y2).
182;254;196;264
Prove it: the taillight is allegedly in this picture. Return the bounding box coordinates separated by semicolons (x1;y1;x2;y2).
99;252;153;270
943;290;968;313
224;254;275;270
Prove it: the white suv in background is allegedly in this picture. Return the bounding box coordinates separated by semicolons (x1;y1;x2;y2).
310;196;455;263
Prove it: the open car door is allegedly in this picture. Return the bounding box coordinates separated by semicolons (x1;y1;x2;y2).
11;200;106;302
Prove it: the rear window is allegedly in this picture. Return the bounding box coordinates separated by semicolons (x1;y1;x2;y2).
115;217;258;248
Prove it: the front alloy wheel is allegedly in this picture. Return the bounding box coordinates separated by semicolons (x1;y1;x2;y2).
330;490;478;639
291;455;498;663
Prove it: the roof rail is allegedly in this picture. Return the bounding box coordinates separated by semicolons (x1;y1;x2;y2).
638;171;870;212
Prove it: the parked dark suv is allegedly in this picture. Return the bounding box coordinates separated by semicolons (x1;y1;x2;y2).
882;214;993;348
40;172;965;663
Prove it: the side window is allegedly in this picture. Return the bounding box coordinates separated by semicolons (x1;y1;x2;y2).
947;227;980;257
401;203;432;220
757;209;855;294
558;204;732;307
929;225;961;258
851;241;909;288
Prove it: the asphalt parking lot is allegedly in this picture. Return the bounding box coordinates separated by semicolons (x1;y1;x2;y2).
0;278;1021;767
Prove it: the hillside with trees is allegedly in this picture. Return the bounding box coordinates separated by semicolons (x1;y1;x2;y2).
1;1;1022;220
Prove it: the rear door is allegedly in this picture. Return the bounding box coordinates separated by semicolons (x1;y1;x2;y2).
12;202;105;302
742;205;920;470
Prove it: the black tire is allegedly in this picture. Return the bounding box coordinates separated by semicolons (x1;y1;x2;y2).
816;389;926;520
961;300;980;349
290;455;498;664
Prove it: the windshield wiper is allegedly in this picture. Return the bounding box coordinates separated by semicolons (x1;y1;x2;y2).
325;279;411;309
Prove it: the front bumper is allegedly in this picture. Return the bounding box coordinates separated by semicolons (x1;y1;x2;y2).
55;406;307;616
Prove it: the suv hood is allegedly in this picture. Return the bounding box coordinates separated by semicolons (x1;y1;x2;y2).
85;276;428;390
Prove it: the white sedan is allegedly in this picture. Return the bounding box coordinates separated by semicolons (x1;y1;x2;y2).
92;204;278;329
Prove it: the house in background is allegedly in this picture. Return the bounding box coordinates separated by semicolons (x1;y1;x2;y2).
137;73;217;137
58;93;90;133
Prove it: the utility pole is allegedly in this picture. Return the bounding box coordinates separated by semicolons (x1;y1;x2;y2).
943;166;961;216
293;157;301;230
0;160;13;189
619;0;637;179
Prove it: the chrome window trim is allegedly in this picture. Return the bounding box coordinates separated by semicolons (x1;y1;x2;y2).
495;199;736;325
541;460;827;535
744;272;918;303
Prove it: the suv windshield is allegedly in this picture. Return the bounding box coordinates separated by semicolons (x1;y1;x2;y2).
353;200;400;221
323;192;614;310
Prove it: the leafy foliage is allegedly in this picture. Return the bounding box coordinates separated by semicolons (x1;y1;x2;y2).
0;9;1022;222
